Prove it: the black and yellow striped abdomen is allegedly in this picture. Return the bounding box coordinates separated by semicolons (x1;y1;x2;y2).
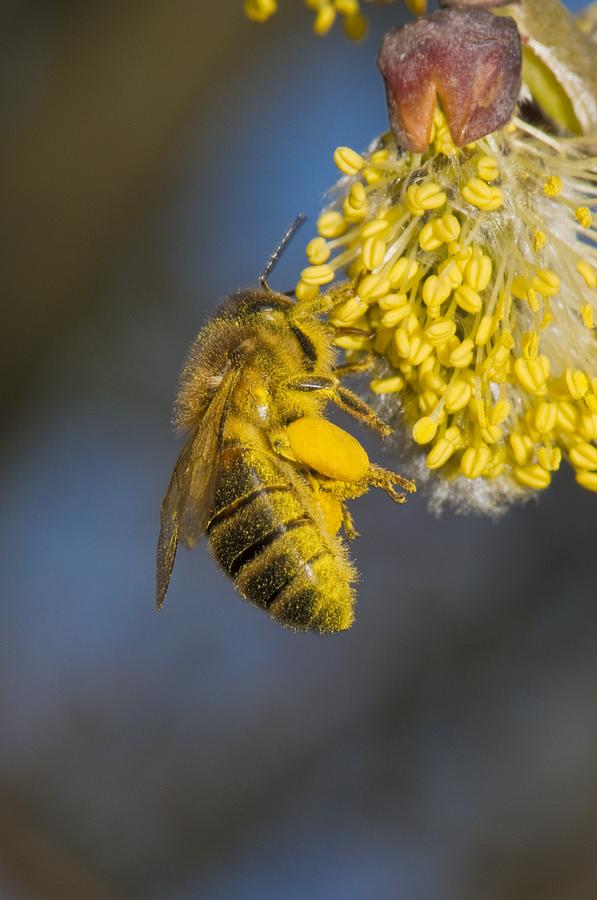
206;444;355;632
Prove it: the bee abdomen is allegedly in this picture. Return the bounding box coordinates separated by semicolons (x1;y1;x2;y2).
208;447;354;632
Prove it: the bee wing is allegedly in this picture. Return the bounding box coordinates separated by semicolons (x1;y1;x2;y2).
156;370;238;609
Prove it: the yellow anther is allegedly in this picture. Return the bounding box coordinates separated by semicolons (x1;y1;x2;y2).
406;182;446;216
489;400;510;426
343;11;367;40
581;304;594;329
343;182;367;220
444;379;472;413
313;3;337;34
577;260;596;288
575;206;592;228
425;319;456;346
389;257;419;289
532;230;546;252
361;218;390;239
378;292;408;311
333;146;365;176
330;296;369;325
511;276;529;301
334;0;359;14
426;437;456;469
418;222;443;252
370;149;389;165
449;338;474;368
476;154;499;182
317;210;346;238
531;269;560;297
419;390;440;415
543;175;562;197
408;335;433;366
521;331;540;359
469;397;487;427
526;288;541;312
513;355;549;395
580;411;597;441
433;213;461;243
358;273;390;302
514;464;551;489
438;259;463;289
462;177;503;211
380;304;411;327
556;401;578;433
454;284;483;314
287;417;369;481
300;264;335;286
474;315;498;346
394;327;411;359
362;236;386;270
465;255;492;292
412;416;438;445
244;0;277;23
306;237;331;265
370;375;404;394
422;274;452;307
534;401;557;433
575;469;597;492
419;360;446;393
537;446;561;471
564;367;588;399
295;281;320;303
460;443;491;479
569;441;597;470
509;432;534;466
335;333;369;351
480;425;503;444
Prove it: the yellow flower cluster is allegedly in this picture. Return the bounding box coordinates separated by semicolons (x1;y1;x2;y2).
298;108;597;502
244;0;368;39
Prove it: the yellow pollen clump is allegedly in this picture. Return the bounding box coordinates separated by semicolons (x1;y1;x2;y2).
286;417;369;481
532;230;546;252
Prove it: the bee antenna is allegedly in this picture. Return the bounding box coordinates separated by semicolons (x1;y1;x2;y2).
260;214;306;292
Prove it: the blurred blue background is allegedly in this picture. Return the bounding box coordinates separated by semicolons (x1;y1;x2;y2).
1;2;596;898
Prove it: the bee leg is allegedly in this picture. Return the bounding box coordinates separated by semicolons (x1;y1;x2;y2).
333;352;376;378
333;385;392;438
284;377;392;438
269;428;298;462
341;504;359;540
366;464;416;503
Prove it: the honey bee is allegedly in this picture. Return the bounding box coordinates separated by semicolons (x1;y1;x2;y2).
157;218;415;633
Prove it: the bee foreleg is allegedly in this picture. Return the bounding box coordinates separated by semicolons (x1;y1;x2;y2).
333;352;376;378
333;386;392;438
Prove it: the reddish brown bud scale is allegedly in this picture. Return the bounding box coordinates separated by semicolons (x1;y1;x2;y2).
378;9;522;152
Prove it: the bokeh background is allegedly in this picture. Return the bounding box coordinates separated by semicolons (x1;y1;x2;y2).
1;2;596;898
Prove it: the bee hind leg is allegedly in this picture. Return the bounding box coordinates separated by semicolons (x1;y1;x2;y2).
366;464;416;504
